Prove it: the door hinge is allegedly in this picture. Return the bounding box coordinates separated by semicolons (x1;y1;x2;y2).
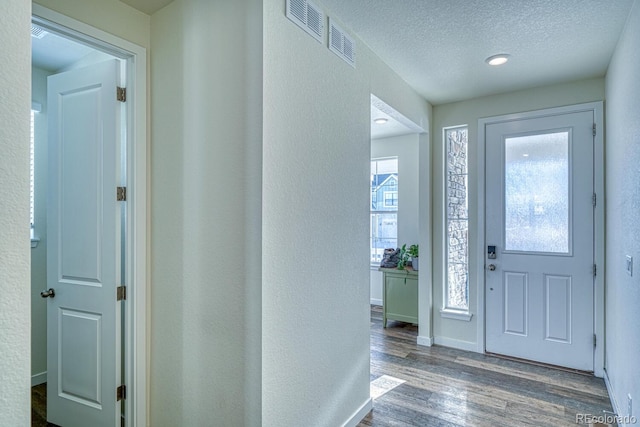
116;385;126;401
117;286;126;301
592;123;596;136
593;334;597;348
592;193;597;207
117;186;126;201
593;264;597;277
117;86;126;102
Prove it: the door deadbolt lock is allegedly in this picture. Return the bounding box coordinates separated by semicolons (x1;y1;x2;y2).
488;245;497;259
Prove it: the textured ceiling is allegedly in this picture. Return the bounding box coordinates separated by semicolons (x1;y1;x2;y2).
320;0;635;105
34;0;635;108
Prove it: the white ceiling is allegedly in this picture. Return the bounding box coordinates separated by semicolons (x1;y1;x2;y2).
32;25;95;72
321;0;635;105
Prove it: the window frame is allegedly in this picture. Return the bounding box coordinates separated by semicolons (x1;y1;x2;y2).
31;103;41;246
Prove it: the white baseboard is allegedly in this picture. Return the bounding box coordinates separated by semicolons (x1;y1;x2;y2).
604;370;622;417
417;335;433;347
370;298;382;306
434;336;478;353
32;371;47;386
342;397;373;427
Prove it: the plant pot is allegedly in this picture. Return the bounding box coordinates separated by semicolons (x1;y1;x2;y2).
411;257;419;271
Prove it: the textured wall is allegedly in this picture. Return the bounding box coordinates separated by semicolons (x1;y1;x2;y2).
150;0;263;425
604;0;640;419
432;78;605;348
0;0;32;424
262;0;429;425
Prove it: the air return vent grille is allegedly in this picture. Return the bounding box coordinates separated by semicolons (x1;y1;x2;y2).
329;19;355;67
31;24;48;39
286;0;324;43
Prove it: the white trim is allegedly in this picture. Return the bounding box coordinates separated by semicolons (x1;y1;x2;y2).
604;370;622;418
31;371;47;387
342;398;373;427
592;101;605;379
370;298;382;306
417;130;433;349
477;102;605;372
439;308;473;322
32;6;148;427
477;119;487;353
417;335;433;347
433;336;479;353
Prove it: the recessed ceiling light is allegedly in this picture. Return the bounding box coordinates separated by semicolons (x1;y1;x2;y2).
374;118;388;124
485;54;510;66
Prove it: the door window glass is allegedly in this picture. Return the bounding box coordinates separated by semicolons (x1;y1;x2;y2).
504;131;570;253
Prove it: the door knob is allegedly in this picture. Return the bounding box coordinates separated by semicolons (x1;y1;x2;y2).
488;264;496;271
40;288;55;298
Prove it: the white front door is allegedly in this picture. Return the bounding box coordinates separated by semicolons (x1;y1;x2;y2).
485;109;595;371
46;59;123;427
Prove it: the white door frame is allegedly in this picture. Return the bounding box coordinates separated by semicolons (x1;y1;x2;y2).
32;5;148;426
476;102;604;377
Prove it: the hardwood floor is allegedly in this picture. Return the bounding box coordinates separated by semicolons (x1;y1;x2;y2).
31;307;613;426
359;306;614;427
31;383;59;427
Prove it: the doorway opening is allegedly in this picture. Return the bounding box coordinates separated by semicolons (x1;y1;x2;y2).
30;5;147;426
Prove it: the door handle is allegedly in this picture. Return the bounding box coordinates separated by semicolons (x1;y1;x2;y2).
40;288;55;298
488;264;496;271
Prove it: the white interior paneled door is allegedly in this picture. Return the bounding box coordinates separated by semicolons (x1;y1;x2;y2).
46;59;123;427
484;109;595;371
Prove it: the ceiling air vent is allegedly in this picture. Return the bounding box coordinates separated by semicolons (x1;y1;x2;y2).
31;24;48;39
286;0;325;43
329;18;355;68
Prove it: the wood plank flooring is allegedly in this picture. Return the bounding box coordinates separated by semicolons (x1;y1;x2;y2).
31;306;613;426
359;305;614;427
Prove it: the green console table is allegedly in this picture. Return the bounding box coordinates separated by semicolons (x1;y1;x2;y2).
379;267;418;328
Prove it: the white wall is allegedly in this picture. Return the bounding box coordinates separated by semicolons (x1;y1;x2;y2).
431;77;605;349
31;66;52;384
604;0;640;420
150;0;263;425
262;0;429;425
0;0;32;424
370;134;420;305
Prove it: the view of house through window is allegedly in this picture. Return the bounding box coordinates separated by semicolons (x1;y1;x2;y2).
371;157;398;264
445;126;469;310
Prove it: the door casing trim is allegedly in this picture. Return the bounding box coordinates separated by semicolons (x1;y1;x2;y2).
32;5;148;425
477;102;604;377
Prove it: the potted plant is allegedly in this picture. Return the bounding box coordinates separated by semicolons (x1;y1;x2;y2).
397;244;419;270
408;244;419;270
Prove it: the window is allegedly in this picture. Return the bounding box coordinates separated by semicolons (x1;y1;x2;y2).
445;126;469;311
371;157;398;264
383;191;398;208
30;109;36;231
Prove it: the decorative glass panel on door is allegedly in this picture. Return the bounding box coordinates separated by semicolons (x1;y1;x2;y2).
504;131;570;253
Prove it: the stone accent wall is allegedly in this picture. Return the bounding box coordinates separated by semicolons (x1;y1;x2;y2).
446;128;469;309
